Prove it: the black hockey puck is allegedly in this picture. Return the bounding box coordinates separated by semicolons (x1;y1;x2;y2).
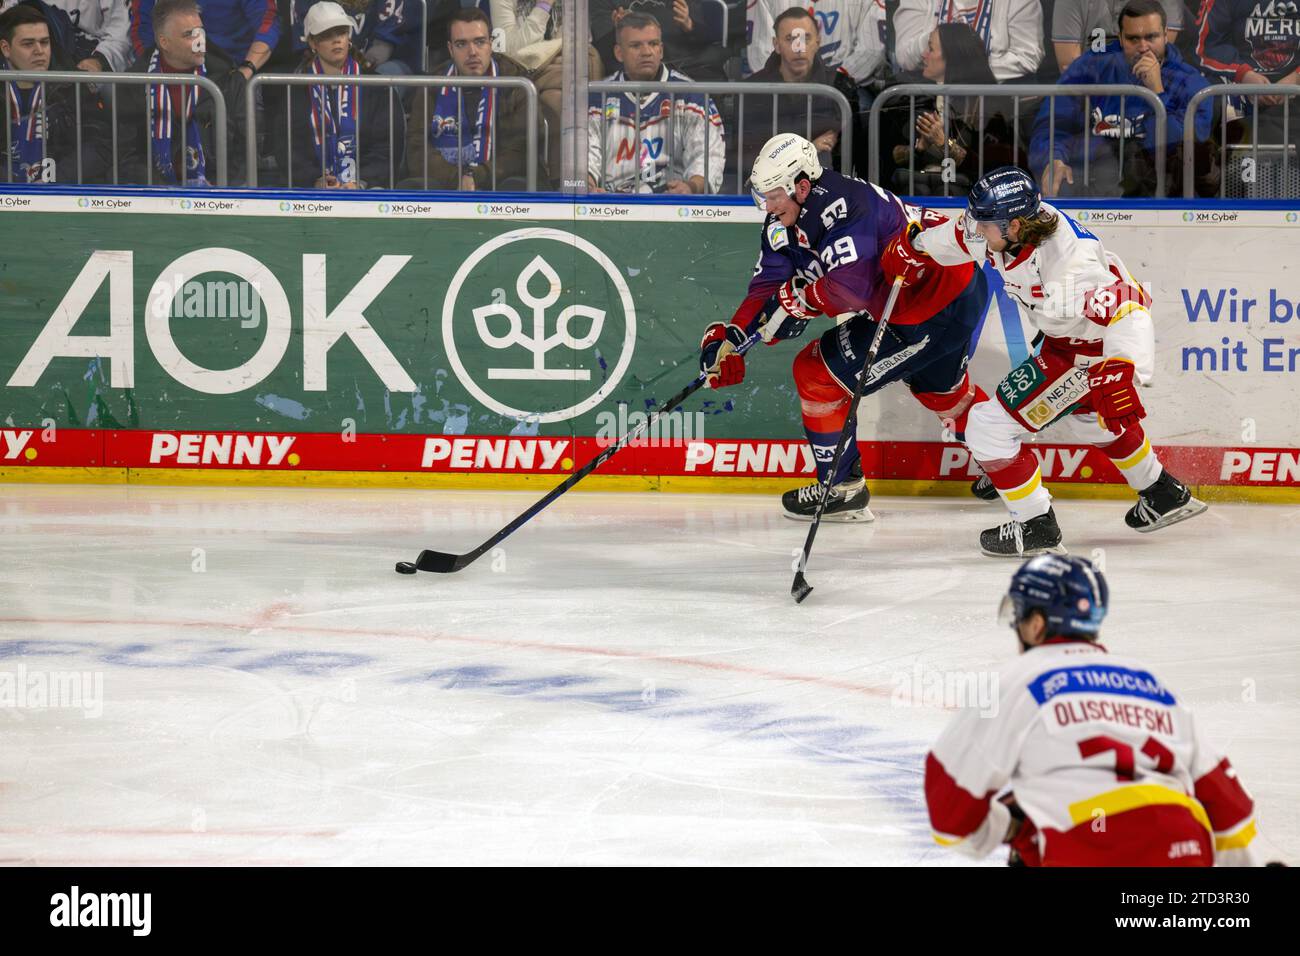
395;561;418;575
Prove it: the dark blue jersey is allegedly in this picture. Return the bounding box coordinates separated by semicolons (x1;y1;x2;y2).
733;170;974;328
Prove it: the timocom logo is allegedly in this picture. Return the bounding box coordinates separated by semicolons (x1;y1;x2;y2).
149;432;298;466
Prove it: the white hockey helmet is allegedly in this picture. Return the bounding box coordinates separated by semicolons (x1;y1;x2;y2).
749;133;822;211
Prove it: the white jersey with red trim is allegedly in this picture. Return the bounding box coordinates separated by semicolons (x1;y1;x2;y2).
925;640;1263;866
914;202;1155;382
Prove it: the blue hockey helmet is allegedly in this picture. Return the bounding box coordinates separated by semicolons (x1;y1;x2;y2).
998;554;1109;639
964;166;1041;243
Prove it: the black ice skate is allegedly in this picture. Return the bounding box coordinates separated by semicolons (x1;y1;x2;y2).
782;460;873;522
1125;470;1208;533
971;472;1000;501
980;508;1067;557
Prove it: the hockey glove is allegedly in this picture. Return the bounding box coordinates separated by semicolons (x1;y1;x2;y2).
1087;359;1146;434
880;221;928;286
758;275;822;343
700;322;748;388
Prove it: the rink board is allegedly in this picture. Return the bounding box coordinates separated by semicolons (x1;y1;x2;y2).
1;188;1298;500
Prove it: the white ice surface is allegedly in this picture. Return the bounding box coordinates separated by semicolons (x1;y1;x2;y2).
0;484;1296;866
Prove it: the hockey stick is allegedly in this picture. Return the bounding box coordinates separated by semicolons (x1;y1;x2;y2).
790;276;905;604
407;325;768;574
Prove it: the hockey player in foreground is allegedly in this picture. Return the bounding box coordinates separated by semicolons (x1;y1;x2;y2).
926;554;1266;866
700;133;989;521
888;166;1207;556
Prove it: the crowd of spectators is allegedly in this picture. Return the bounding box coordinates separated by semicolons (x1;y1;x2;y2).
1;0;1298;195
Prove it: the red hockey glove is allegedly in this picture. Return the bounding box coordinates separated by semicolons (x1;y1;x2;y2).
880;221;928;286
758;275;822;342
700;322;748;388
1088;359;1146;434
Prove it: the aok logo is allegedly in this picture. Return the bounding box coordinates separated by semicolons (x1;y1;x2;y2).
442;229;636;424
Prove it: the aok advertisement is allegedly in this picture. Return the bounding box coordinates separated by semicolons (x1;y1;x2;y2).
0;193;1297;499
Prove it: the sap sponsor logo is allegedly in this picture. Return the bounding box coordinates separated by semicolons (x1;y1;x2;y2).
1;429;35;461
1221;450;1300;483
1184;211;1239;224
421;437;570;470
1;195;32;207
149;432;298;466
940;445;1092;479
677;206;734;220
683;441;816;474
50;885;151;937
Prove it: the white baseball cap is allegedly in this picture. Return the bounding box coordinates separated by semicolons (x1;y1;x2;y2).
303;2;354;40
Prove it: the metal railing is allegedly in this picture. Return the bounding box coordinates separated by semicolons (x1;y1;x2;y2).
1183;84;1300;198
245;73;539;191
3;69;228;186
589;80;855;194
870;83;1167;198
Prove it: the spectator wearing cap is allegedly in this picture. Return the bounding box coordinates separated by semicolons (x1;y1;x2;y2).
402;4;531;190
118;0;249;184
266;1;400;187
288;0;420;81
1;1;111;181
130;0;278;79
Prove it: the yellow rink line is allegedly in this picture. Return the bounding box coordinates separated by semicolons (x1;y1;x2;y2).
2;466;1298;503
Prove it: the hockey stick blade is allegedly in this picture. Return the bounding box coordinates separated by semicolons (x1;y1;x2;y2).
415;549;469;574
791;572;813;604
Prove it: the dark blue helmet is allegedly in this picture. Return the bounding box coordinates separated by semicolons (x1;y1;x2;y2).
999;554;1109;639
966;167;1041;238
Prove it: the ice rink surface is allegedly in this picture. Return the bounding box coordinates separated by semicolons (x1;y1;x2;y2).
1;482;1297;866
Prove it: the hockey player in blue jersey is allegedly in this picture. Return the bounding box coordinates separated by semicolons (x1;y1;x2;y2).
699;133;992;521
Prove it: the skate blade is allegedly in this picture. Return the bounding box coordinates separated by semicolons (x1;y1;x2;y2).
783;505;875;523
1132;497;1208;534
981;542;1068;558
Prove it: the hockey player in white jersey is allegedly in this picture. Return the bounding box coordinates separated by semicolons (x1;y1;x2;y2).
926;554;1266;867
886;166;1207;556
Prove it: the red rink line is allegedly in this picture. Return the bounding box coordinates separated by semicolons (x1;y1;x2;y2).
0;615;898;701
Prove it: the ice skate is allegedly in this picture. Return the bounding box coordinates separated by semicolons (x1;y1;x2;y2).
1126;470;1208;533
980;508;1067;557
782;460;873;522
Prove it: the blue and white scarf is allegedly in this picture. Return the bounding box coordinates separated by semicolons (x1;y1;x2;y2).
148;50;208;186
941;0;993;52
5;80;46;182
430;59;496;166
308;55;362;183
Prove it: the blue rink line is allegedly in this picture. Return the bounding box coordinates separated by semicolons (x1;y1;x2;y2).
2;638;934;852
